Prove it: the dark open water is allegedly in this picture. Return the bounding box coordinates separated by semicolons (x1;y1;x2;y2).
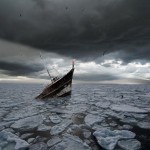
0;83;150;150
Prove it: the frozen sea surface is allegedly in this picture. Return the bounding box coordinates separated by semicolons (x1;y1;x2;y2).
0;83;150;150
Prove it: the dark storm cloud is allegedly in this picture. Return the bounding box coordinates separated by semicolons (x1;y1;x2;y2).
0;0;150;62
0;61;44;76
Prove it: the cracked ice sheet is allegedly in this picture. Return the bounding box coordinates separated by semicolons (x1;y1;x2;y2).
137;122;150;129
95;101;111;109
84;114;104;127
66;104;89;113
50;120;72;135
110;104;148;113
93;129;135;150
11;115;43;132
4;106;41;121
0;130;29;150
49;134;92;150
118;139;141;150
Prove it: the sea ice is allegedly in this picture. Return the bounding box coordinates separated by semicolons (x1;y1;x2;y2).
82;129;91;138
92;124;110;131
93;129;136;150
66;104;88;113
4;106;40;121
11;115;43;131
63;134;92;150
47;136;62;147
119;125;133;130
0;110;8;119
95;101;111;109
110;104;147;113
120;117;138;125
84;114;104;127
29;142;48;150
118;139;141;150
0;121;14;129
109;121;117;127
49;114;62;124
137;122;150;129
50;108;66;114
130;113;147;119
20;133;34;139
0;126;5;131
50;120;72;135
37;124;51;132
104;110;125;120
50;134;92;150
2;128;15;134
0;130;29;150
28;138;35;143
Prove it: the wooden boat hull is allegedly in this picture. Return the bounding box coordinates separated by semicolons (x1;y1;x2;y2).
36;68;74;99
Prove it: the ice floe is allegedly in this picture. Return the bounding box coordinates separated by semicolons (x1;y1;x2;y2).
93;129;136;150
0;121;14;129
29;142;47;150
49;134;92;150
47;136;62;148
11;115;43;131
50;120;72;135
118;139;141;150
110;104;148;113
84;114;104;127
20;133;34;139
119;124;133;130
4;106;40;121
82;129;91;138
137;122;150;129
120;117;138;125
0;130;29;150
49;114;62;124
66;104;89;113
50;108;66;114
28;138;35;144
0;83;150;149
37;124;51;132
96;101;111;109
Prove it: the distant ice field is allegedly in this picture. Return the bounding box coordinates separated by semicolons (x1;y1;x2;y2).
0;83;150;150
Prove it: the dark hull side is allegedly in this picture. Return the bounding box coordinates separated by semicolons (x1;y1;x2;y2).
36;68;74;99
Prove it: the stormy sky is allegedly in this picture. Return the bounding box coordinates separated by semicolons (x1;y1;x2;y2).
0;0;150;83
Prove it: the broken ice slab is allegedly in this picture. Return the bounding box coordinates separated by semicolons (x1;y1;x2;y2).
49;114;62;124
110;104;148;113
37;124;51;132
137;121;150;129
93;128;136;150
84;114;104;127
29;142;47;150
50;120;72;135
11;115;43;132
4;106;40;121
95;101;111;109
0;130;29;150
118;139;141;150
47;136;62;148
49;134;92;150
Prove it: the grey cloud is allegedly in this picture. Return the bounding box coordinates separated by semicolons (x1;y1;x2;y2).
0;0;150;63
74;73;120;81
0;61;44;76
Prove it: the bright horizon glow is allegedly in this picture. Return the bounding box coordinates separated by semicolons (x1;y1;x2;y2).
0;59;149;84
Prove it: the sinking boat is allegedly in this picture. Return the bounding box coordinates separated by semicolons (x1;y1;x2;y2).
36;62;74;99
